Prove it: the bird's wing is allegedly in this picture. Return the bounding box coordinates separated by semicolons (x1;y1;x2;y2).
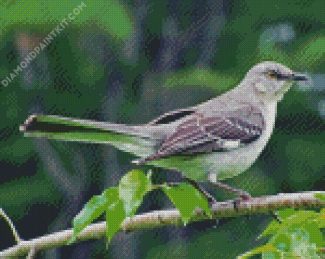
147;108;196;125
136;104;265;163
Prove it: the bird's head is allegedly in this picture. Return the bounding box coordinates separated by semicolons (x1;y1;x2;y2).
244;61;308;102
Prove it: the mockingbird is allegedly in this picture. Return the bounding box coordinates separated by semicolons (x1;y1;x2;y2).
20;61;308;200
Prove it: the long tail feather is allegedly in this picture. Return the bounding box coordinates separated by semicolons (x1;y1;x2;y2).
20;114;157;157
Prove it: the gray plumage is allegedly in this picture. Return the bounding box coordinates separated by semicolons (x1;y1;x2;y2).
20;61;308;182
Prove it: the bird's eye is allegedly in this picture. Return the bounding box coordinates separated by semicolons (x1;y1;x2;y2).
266;70;278;79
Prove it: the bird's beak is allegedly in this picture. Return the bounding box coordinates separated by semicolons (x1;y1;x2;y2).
276;72;308;82
291;73;308;82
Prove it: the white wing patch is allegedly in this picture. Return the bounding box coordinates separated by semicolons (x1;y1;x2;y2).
220;139;241;150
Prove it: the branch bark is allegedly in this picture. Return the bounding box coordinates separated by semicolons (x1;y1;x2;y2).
1;191;324;257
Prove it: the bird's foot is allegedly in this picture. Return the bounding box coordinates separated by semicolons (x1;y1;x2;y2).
238;191;252;201
208;179;252;210
206;193;218;207
233;191;252;211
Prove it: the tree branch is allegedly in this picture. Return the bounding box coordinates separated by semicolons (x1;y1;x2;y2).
1;191;324;257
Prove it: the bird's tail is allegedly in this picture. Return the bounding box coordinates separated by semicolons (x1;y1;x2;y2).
20;114;158;158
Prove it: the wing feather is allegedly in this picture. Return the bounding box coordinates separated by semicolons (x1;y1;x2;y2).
135;105;265;164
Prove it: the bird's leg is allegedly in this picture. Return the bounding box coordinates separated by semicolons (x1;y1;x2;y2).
182;177;217;205
208;174;251;211
208;176;281;221
209;180;252;200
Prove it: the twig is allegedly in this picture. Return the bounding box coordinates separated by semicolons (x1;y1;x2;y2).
0;191;324;257
0;208;22;244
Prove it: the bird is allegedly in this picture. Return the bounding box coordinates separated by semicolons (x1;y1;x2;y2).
20;61;308;201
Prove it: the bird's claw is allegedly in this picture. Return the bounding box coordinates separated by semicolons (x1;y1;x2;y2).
233;191;252;211
239;191;252;201
207;195;218;207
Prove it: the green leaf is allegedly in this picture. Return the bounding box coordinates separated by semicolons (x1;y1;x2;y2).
106;169;152;241
119;169;151;216
286;211;319;227
259;220;281;238
302;222;324;248
315;193;325;202
0;1;133;39
71;170;152;243
243;209;325;258
162;183;212;225
261;251;293;259
106;199;126;242
316;209;325;228
238;244;278;259
269;221;323;257
275;208;296;221
287;225;321;258
70;187;119;243
270;232;291;252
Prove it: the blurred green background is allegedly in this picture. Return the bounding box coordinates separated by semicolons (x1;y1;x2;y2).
0;0;324;258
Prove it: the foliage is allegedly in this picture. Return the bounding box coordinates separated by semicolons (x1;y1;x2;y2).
162;183;211;224
239;194;325;258
71;169;211;243
0;0;133;40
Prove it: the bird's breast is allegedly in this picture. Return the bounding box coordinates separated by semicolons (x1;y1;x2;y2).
204;102;277;180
